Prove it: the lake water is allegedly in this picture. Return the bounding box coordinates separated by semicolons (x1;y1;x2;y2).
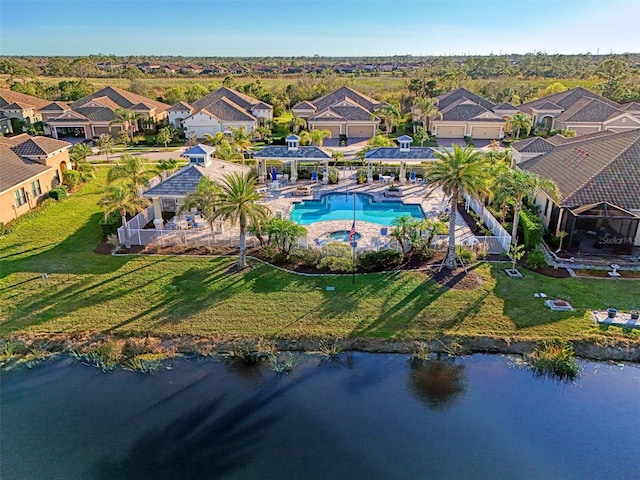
2;354;639;480
290;193;424;226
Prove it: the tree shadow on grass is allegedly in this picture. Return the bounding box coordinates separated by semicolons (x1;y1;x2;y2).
0;213;131;279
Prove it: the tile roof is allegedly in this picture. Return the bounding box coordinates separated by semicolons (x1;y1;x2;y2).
620;102;640;112
168;101;194;112
74;106;116;122
11;136;71;157
252;101;273;111
292;100;316;110
0;145;50;194
254;146;331;159
436;88;494;111
41;101;70;111
143;161;251;198
46;110;91;123
547;130;615;146
192;87;262;113
0;88;50;110
492;102;519;111
439;98;501;122
189;87;268;122
511;136;555;153
557;97;622;123
365;147;435;160
0;133;30;146
70;86;169;113
519;87;618;114
306;86;383;114
519;129;640;210
310;104;374;122
0;102;36;110
532;101;564;111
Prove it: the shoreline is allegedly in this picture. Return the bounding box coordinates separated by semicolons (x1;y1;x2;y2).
2;332;639;372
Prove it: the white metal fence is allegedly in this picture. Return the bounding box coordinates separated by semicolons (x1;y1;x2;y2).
462;192;511;252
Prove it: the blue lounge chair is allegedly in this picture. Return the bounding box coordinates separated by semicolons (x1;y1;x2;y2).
409;171;416;183
380;227;388;236
311;171;318;183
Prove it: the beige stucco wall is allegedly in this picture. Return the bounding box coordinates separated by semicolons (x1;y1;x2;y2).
0;169;60;224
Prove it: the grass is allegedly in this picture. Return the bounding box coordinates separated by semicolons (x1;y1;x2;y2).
1;173;639;348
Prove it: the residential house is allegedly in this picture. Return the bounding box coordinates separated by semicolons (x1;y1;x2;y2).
136;62;162;73
424;88;507;140
202;64;226;75
46;86;170;140
169;87;273;138
254;134;331;184
142;144;251;229
0;88;51;133
517;87;640;135
519;129;640;252
0;135;71;224
292;86;383;140
511;130;615;165
228;64;249;75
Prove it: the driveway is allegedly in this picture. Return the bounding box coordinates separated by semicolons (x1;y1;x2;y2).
436;138;492;148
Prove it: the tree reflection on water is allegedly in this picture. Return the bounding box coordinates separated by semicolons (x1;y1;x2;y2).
408;360;467;410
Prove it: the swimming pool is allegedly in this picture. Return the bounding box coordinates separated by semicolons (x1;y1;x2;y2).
290;193;424;226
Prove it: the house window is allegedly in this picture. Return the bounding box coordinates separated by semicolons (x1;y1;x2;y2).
14;188;27;207
622;118;627;123
31;179;42;197
54;170;61;184
544;198;550;217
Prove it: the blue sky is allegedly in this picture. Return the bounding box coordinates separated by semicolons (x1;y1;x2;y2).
1;0;639;56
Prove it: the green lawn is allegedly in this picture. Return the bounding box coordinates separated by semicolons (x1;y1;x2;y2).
1;173;639;344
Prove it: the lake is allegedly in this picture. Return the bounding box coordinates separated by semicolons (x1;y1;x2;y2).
1;354;639;480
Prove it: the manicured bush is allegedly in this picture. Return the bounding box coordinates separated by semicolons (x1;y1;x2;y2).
288;247;320;267
100;210;121;236
48;186;68;201
357;168;367;184
525;248;547;270
358;249;403;272
63;170;81;190
327;167;339;184
317;256;354;272
297;169;312;180
518;207;543;250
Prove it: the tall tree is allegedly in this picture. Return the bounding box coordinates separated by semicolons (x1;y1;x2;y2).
413;97;441;132
99;183;149;249
110;108;143;141
156;126;172;148
510;112;532;139
95;134;115;161
68;143;95;183
107;153;156;194
310;129;331;147
180;177;221;235
494;169;560;244
425;145;491;269
372;104;401;136
212;172;269;270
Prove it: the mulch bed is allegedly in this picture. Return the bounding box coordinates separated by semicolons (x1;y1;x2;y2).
429;267;485;290
94;239;114;255
530;266;572;278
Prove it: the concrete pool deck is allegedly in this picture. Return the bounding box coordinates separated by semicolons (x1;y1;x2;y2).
261;169;474;248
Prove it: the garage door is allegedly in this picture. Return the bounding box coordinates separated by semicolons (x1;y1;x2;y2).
314;125;341;138
348;125;374;138
93;126;111;137
436;125;465;138
471;126;502;139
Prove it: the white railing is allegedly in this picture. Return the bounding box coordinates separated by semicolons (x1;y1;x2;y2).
462;193;511;252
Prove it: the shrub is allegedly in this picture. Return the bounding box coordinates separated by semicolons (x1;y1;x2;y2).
455;245;476;264
357;168;367;184
63;169;81;190
100;209;122;236
525;248;547;270
327;167;339;184
358;249;403;272
317;256;354;272
0;222;6;236
518;206;543;250
474;242;489;260
258;245;288;265
411;239;437;261
288;247;320;267
528;340;580;380
297;169;312;180
388;185;400;192
48;186;68;201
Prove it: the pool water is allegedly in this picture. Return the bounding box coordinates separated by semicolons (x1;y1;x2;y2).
328;230;362;242
290;193;424;226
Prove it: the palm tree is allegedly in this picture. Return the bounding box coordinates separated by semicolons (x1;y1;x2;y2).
110;108;143;141
495;168;560;244
214;140;244;162
413;96;441;132
425;145;491;269
95;134;114;161
212;172;269;270
107;153;156;194
204;131;226;146
372;104;401;136
99;183;149;248
299;130;313;146
68;143;95;183
510;112;532;139
230;126;252;162
390;214;416;253
289;116;307;134
310;129;331;147
180;177;221;236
